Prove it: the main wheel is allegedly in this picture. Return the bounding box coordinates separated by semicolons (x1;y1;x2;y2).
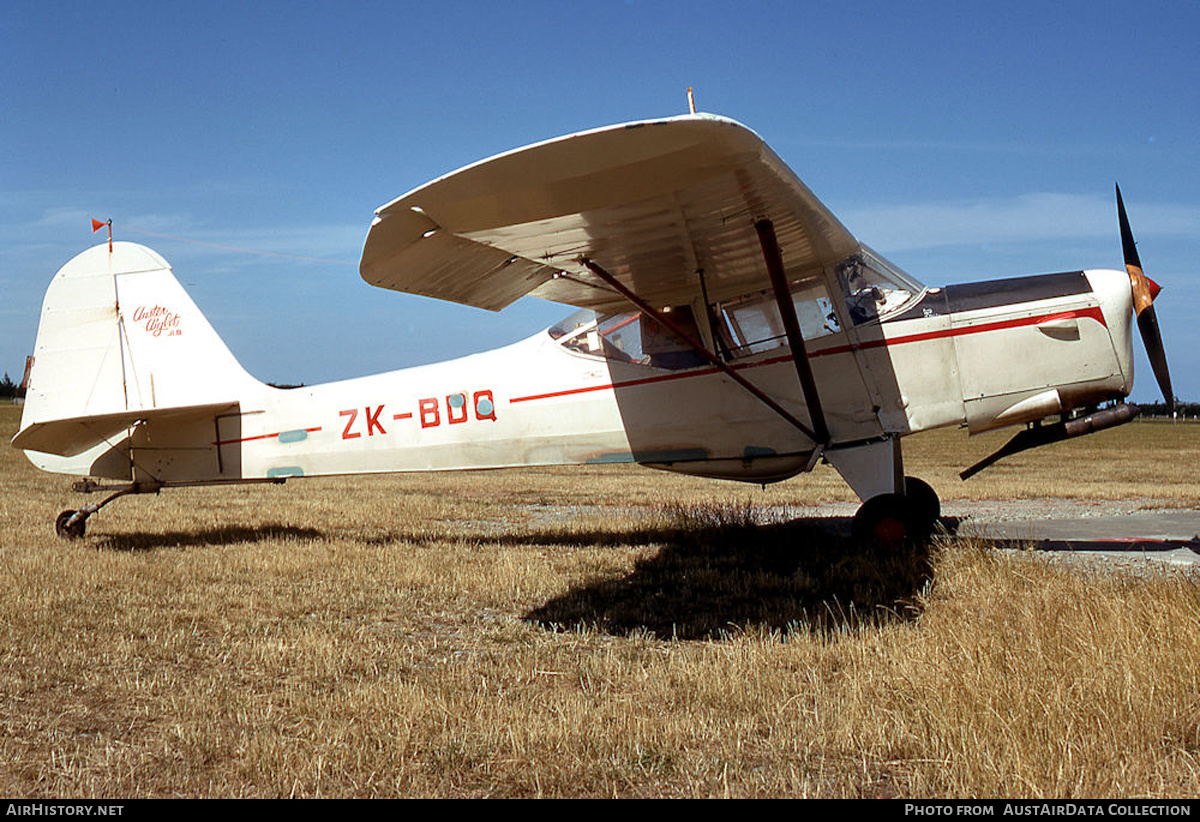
851;493;917;549
55;510;86;540
903;476;940;538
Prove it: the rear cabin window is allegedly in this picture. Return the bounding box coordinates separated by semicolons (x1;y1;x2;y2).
548;308;707;370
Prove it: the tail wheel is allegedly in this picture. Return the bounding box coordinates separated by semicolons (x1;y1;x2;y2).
55;510;86;540
50;484;143;540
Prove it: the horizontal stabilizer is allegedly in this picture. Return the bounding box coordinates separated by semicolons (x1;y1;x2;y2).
12;402;240;457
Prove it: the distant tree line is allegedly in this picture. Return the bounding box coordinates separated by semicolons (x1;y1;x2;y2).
0;373;23;400
1138;401;1200;418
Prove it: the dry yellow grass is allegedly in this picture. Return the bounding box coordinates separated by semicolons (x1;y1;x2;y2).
908;420;1200;503
1;405;1198;797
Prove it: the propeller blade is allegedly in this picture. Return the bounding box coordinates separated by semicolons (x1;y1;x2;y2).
1137;304;1174;412
1117;183;1174;412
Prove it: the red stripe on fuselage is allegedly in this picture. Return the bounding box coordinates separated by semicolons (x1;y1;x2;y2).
510;305;1107;405
213;426;322;446
811;306;1107;357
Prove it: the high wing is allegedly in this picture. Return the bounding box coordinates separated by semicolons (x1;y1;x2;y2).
360;114;860;313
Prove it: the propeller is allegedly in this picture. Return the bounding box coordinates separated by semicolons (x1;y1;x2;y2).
1117;183;1174;413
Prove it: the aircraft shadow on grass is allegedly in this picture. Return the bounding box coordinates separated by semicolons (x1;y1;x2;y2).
84;512;1194;639
520;513;1200;640
76;512;933;639
91;524;324;552
520;517;935;640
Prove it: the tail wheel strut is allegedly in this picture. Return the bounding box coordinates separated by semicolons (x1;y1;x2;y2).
54;485;143;540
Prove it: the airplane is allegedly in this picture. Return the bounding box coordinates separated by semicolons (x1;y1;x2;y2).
11;112;1173;545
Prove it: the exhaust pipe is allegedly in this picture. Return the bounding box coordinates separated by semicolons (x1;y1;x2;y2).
960;403;1139;480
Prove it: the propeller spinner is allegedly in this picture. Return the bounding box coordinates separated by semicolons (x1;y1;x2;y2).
1117;183;1174;412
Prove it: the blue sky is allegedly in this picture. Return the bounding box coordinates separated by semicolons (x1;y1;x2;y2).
3;1;1198;403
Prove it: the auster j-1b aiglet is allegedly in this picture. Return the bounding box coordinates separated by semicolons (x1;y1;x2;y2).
12;113;1174;543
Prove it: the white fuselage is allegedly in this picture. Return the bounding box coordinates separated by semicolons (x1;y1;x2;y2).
73;269;1132;489
17;241;1134;495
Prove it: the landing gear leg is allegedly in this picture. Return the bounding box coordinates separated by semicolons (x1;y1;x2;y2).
54;484;144;540
826;438;940;547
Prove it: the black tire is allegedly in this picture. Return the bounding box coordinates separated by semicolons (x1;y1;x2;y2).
903;476;941;537
852;493;917;549
55;510;86;540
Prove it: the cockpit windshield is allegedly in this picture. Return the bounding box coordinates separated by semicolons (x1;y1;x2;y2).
835;247;922;325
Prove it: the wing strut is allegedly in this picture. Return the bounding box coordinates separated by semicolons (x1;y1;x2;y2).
754;219;830;444
578;257;822;444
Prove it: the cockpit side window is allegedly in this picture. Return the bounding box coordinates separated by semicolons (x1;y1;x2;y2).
716;274;841;359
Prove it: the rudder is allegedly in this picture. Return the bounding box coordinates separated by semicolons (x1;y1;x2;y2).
14;242;263;458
